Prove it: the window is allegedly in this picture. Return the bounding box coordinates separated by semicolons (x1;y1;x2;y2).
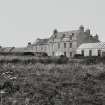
98;50;101;56
102;52;105;56
81;50;84;56
89;50;92;56
70;52;72;57
70;43;72;48
64;43;66;48
64;52;66;56
58;43;60;49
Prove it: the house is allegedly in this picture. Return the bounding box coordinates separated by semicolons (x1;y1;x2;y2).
28;25;100;57
0;47;30;55
30;38;49;53
0;47;15;55
76;42;105;57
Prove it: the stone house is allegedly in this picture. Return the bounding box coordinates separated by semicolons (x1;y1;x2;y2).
28;38;49;54
28;25;100;57
76;42;105;57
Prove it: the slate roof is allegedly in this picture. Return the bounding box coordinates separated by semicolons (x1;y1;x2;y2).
0;47;30;53
0;47;14;52
50;30;80;39
11;47;26;52
33;38;49;46
78;42;105;49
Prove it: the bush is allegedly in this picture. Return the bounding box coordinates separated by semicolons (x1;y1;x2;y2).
11;59;21;63
96;72;105;80
0;62;105;105
73;54;83;59
57;57;68;64
23;52;35;56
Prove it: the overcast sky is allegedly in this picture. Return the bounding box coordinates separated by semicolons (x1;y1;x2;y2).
0;0;105;47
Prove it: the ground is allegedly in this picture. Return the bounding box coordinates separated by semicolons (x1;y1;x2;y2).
0;61;105;105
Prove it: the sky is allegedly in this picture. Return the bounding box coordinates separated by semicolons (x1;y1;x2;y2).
0;0;105;47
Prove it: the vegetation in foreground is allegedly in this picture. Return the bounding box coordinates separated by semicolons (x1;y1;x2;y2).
0;62;105;105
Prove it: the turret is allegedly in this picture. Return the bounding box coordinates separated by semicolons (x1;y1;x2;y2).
27;42;32;47
79;25;84;32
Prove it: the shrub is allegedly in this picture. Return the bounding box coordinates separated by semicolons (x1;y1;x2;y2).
11;59;21;63
96;72;105;80
23;52;34;56
73;54;83;59
57;57;68;64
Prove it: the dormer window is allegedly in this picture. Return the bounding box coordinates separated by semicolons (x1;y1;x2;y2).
69;33;74;40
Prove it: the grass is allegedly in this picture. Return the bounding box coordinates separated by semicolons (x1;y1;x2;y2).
0;58;105;105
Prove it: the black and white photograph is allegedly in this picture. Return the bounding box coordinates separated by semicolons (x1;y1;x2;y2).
0;0;105;105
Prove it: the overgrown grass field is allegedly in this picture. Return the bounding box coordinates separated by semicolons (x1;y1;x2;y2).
0;58;105;105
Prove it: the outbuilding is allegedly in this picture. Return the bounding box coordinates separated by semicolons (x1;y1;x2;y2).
76;42;105;57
